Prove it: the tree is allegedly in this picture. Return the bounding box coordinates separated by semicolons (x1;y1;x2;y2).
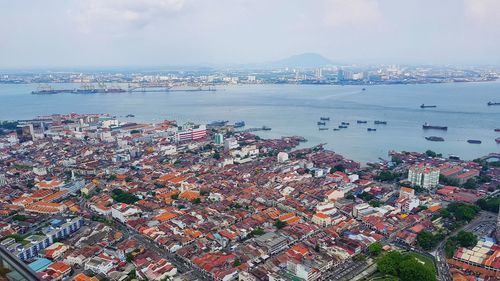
399;258;436;281
170;193;180;200
274;219;288;229
462;178;477;189
377;251;402;276
417;231;442;250
455;231;477;248
111;189;139;204
425;150;437;158
233;258;241;267
345;194;355;200
447;202;479;222
368;242;383;256
476;196;500;213
369;200;381;207
191;198;201;204
391;156;403;164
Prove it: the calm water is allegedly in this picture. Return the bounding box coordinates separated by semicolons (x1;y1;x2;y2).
1;82;499;163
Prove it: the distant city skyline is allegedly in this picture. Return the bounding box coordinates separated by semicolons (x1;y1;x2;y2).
2;0;500;68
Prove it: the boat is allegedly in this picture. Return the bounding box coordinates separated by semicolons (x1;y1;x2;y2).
357;120;368;124
262;126;272;131
487;101;500;106
341;122;350;126
495;128;500;132
362;88;366;91
367;128;377;131
422;123;447;130
317;121;326;126
125;114;135;118
207;120;229;128
425;136;444;142
496;138;500;143
319;127;329;131
320;117;330;121
234;121;245;128
374;121;387;125
339;125;348;129
333;128;340;131
467;140;482;144
420;104;437;108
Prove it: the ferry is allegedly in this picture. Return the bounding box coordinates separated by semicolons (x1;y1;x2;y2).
425;136;444;142
495;128;500;132
339;125;348;129
262;126;272;131
496;138;500;143
234;121;245;128
207;120;229;128
422;123;447;130
125;114;135;118
467;140;482;144
320;117;330;121
333;128;340;131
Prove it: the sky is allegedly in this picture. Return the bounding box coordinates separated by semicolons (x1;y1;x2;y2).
1;0;500;68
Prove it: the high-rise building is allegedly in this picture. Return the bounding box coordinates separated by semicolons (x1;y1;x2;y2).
213;133;224;145
407;163;440;188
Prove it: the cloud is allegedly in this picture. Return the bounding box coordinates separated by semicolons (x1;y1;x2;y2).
71;0;186;34
322;0;382;28
464;0;500;27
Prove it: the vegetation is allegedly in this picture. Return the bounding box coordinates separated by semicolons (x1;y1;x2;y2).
357;191;375;202
425;150;437;158
462;178;477;189
391;156;403;164
274;219;288;229
444;231;478;258
233;258;241;267
374;170;401;182
247;228;265;238
376;251;436;281
111;189;139;204
12;214;27;221
369;200;381;207
368;242;383;256
446;202;480;222
170;193;180;200
416;231;445;251
476;195;500;213
191;198;201;204
200;190;210;196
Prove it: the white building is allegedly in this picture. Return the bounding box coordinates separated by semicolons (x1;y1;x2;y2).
111;203;141;223
408;163;439;189
85;257;114;275
224;137;239;151
277;152;289;163
396;187;420;213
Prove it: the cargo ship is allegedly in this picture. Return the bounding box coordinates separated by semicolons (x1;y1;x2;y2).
496;138;500;143
207;120;229;128
320;117;330;121
487;101;500;106
317;121;326;126
422;123;447;130
357;120;368;124
234;121;245;128
420;104;437;108
367;128;377;131
425;136;444;142
467;140;482;144
374;121;387;125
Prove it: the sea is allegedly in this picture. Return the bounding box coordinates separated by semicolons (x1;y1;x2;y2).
1;82;499;163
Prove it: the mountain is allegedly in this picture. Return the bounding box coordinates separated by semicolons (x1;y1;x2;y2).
270;53;333;68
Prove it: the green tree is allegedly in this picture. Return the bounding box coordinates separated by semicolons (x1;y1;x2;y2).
417;231;441;250
377;251;402;276
399;258;436;281
455;231;477;248
233;258;241;267
425;150;437;158
274;219;288;229
462;178;477;189
368;242;383;256
369;200;381;207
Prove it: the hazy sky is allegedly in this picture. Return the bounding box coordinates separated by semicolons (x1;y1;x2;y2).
1;0;500;68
